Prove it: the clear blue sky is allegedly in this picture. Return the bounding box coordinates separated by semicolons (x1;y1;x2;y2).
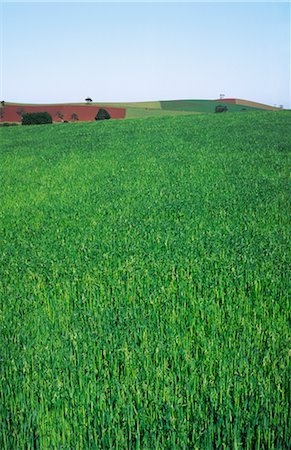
1;1;290;107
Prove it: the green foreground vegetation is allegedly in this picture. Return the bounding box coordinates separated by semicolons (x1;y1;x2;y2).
0;112;290;448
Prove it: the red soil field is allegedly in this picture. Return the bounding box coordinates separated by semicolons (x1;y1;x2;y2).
215;98;278;110
1;104;126;123
216;98;237;103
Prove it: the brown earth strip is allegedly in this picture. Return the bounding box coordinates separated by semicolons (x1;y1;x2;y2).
1;104;126;123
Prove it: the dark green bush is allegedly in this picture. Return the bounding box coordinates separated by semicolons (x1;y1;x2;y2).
22;112;52;125
0;122;19;127
95;108;111;120
215;105;228;113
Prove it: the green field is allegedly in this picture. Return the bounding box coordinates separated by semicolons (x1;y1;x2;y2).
0;111;290;448
160;100;262;113
125;107;199;119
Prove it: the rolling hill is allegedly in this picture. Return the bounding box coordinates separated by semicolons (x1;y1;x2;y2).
0;98;281;123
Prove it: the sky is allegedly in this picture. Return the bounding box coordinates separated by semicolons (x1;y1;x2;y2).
0;1;290;107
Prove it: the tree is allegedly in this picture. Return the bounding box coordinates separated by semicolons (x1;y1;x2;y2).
85;97;93;103
71;113;79;121
95;108;111;120
56;111;64;121
1;100;5;107
215;105;228;113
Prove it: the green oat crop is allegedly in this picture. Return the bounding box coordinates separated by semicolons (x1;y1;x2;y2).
0;111;290;448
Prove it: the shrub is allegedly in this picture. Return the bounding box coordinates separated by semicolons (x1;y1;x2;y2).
0;122;19;127
22;112;52;125
95;108;111;120
55;112;64;121
71;113;79;122
215;105;228;113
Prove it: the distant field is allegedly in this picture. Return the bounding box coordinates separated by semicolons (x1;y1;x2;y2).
96;101;162;109
0;104;126;123
125;107;200;119
220;98;278;110
0;111;289;449
1;98;279;122
160;99;263;113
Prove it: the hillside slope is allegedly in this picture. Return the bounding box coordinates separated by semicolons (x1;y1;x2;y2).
160;99;279;113
218;98;279;110
1;98;280;122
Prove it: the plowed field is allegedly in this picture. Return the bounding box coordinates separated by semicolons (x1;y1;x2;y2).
1;104;126;123
218;98;278;110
